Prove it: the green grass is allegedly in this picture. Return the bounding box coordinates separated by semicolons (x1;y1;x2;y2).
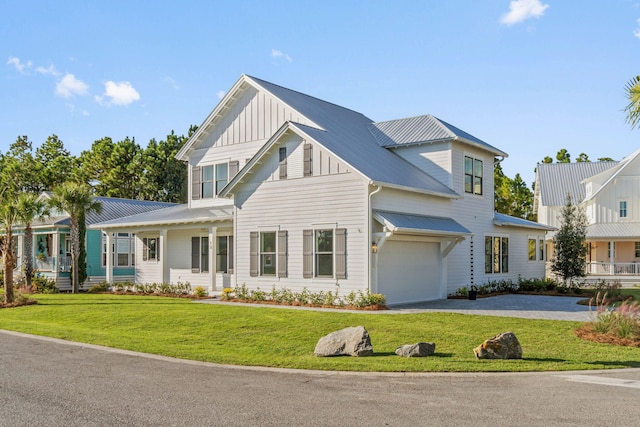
1;293;639;372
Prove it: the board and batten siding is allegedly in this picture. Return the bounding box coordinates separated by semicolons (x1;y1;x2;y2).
234;171;369;295
389;141;453;188
588;175;640;224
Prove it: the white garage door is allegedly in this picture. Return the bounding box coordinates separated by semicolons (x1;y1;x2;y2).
377;240;441;305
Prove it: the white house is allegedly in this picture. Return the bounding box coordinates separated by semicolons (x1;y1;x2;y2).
92;74;551;304
534;149;640;281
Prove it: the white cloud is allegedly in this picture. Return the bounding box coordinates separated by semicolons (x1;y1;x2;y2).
102;80;140;105
7;56;32;73
36;64;60;76
55;73;89;98
271;49;292;62
634;18;640;38
501;0;549;26
216;90;226;99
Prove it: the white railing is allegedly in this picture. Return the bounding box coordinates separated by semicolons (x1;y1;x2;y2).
586;262;640;276
59;256;72;272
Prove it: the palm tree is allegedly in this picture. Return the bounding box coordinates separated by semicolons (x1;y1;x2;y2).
0;197;19;303
48;183;102;293
16;193;50;290
624;75;640;129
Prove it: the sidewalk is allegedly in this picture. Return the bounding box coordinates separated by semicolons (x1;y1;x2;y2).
199;294;594;321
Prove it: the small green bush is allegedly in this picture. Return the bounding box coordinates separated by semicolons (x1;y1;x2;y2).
88;281;111;293
193;286;208;298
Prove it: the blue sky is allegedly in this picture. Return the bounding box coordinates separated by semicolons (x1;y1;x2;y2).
2;0;639;186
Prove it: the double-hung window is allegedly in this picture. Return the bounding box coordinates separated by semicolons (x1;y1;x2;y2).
303;228;346;279
142;237;159;261
485;235;508;273
102;233;135;267
620;200;628;218
528;238;536;261
250;230;288;277
192;161;238;200
216;236;234;273
191;237;209;273
464;156;483;195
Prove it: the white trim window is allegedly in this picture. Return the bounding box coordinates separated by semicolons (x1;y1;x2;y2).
216;235;234;274
303;228;346;279
191;236;209;273
528;238;536;261
142;237;159;262
485;235;508;274
249;230;287;277
102;233;136;267
464;156;483;195
619;200;628;218
191;161;239;200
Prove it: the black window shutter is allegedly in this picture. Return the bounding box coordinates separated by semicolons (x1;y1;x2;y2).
191;237;200;272
249;232;259;277
192;166;201;200
279;147;287;179
335;228;347;279
303;229;313;278
277;230;288;278
229;160;239;178
303;143;312;177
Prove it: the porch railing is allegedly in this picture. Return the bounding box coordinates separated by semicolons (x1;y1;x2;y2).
586;262;640;276
59;256;72;273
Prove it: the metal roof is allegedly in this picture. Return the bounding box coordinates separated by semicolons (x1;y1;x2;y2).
536;161;618;206
89;204;234;229
374;210;471;236
369;115;507;157
493;212;555;231
586;222;640;239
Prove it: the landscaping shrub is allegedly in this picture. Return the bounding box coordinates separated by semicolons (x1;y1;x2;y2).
193;286;208;298
589;292;640;340
88;281;111;293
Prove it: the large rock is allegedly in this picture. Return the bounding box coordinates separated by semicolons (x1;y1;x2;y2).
474;332;522;360
314;326;373;357
395;342;436;357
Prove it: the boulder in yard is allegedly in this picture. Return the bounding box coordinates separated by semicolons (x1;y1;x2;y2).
474;331;522;360
395;342;436;357
314;326;373;357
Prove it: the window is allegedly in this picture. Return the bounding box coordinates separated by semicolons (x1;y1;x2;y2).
539;239;545;261
193;162;232;200
142;237;159;261
249;231;287;277
216;236;233;273
635;242;640;258
528;239;536;261
464;156;483;195
215;163;228;195
303;228;346;279
191;237;209;273
202;165;214;198
279;147;287;179
485;235;508;274
102;233;135;267
620;200;628;218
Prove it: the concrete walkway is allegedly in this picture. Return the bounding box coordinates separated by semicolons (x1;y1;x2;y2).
199;294;594;321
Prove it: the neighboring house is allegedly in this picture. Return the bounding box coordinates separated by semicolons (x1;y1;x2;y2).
92;74;551;304
10;193;175;291
534;149;640;281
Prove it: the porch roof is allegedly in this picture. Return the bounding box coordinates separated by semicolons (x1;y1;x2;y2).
586;222;640;239
88;204;234;229
493;212;555;231
374;210;471;237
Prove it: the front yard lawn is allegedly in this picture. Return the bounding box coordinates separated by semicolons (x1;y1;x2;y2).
0;293;639;372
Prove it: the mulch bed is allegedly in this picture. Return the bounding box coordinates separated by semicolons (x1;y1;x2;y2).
574;323;640;348
220;298;389;310
0;299;38;309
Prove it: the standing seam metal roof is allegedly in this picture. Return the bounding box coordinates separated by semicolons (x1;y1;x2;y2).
536;162;618;206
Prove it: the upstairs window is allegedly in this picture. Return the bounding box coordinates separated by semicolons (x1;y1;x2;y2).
192;161;238;200
279;147;287;179
620;200;628;218
464;156;483;195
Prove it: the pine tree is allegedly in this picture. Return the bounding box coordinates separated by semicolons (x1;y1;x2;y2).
551;194;588;283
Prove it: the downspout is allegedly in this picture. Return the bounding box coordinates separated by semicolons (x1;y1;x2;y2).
368;184;382;293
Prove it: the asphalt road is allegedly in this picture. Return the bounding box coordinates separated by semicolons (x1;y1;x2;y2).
1;330;640;427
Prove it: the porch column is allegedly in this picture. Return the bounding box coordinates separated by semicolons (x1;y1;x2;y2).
209;226;217;292
105;231;113;283
160;229;168;283
609;240;615;275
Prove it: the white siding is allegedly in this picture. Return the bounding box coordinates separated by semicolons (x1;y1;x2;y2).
390;141;453;187
135;233;163;284
234;170;368;295
591;175;640;223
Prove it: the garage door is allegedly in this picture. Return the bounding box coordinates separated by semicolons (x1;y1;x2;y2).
377;240;441;305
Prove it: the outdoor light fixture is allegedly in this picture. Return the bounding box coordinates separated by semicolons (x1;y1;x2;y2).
371;241;378;253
